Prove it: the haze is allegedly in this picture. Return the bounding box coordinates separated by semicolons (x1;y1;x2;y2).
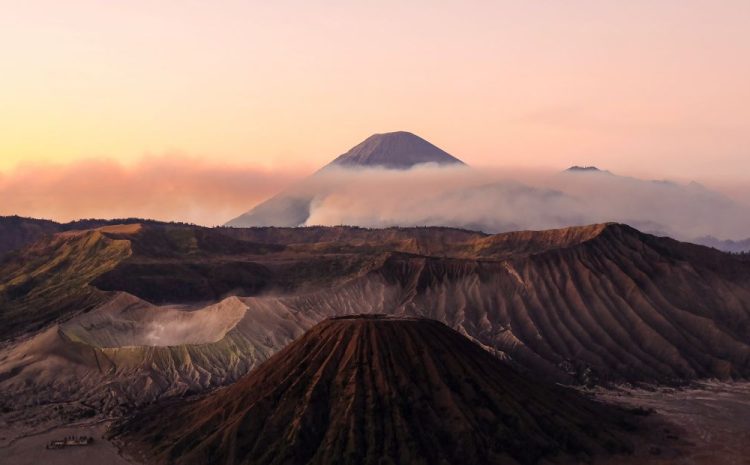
4;4;750;465
2;0;749;181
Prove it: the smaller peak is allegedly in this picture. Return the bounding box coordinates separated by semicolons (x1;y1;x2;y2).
557;222;635;238
584;223;655;244
597;222;639;234
687;180;710;191
565;165;605;173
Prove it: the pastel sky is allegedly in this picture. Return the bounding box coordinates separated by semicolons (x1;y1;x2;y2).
1;1;749;223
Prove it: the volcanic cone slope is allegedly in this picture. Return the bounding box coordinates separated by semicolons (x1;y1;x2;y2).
225;131;465;227
117;316;636;465
327;131;465;168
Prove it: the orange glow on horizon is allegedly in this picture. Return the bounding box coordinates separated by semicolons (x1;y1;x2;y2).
0;1;748;181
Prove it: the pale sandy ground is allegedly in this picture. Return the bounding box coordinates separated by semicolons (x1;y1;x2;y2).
593;381;750;465
1;382;748;464
0;421;133;465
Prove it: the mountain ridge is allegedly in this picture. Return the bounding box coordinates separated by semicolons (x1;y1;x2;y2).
2;220;750;440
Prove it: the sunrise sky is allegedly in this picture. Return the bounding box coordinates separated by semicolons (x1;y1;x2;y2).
1;1;749;223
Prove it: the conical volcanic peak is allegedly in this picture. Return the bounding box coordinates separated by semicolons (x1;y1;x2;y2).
328;131;465;169
116;316;636;465
225;132;465;226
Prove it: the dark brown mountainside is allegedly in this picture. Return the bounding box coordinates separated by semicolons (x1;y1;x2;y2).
114;316;636;465
369;224;750;384
0;216;60;258
0;225;133;337
103;223;750;384
0;215;164;258
2;221;750;449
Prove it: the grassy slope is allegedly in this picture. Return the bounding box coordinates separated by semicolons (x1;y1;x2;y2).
0;230;132;339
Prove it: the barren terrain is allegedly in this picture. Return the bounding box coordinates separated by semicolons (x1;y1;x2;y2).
1;422;130;465
2;222;750;464
594;382;750;465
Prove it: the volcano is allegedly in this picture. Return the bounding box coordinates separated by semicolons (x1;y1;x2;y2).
115;315;635;465
326;131;464;169
225;131;465;227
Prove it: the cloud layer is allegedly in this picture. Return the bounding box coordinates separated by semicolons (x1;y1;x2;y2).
3;157;749;243
286;165;750;241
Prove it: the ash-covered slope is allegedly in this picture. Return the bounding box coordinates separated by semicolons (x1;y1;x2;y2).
114;316;635;465
326;131;464;169
369;224;750;384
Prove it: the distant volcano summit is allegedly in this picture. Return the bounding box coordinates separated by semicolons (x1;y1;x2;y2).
327;131;464;169
115;316;636;465
226;131;465;227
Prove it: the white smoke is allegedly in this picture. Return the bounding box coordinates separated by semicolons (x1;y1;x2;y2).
294;165;750;241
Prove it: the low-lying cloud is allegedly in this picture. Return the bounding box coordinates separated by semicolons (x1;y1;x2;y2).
0;156;304;225
3;157;749;243
292;165;750;242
